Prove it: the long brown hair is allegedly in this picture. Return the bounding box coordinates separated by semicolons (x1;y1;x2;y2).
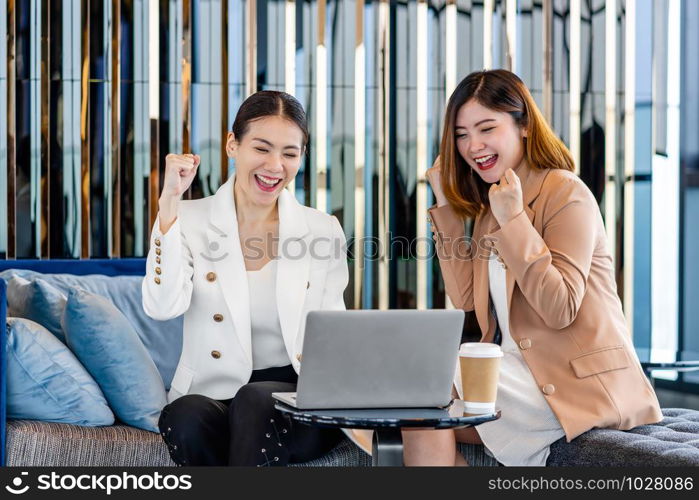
440;69;574;219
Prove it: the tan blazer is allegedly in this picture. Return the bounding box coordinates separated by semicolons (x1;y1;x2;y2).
428;164;662;442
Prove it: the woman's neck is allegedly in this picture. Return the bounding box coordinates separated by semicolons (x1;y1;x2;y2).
234;180;278;226
514;157;529;176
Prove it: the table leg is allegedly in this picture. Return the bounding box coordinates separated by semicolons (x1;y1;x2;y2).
371;429;403;466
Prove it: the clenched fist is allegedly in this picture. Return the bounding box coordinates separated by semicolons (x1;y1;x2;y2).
158;153;200;234
426;156;449;208
488;168;524;227
161;153;201;199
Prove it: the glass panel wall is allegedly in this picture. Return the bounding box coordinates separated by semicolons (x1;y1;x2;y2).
0;1;696;388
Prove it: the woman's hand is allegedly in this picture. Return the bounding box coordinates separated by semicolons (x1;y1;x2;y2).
161;153;200;199
158;153;200;233
488;168;524;227
426;156;449;207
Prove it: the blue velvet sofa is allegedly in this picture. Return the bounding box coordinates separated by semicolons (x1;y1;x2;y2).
1;259;698;467
0;259;369;467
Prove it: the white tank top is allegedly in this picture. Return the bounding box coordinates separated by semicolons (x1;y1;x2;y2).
246;259;290;370
474;251;566;466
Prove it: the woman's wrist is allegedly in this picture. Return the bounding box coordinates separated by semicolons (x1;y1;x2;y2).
158;196;179;234
434;192;449;208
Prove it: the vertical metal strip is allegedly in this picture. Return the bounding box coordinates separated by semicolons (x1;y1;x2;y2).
150;122;159;227
6;0;16;259
444;0;457;310
505;0;517;72
542;0;553;122
377;0;389;310
149;0;160;227
605;0;617;263
285;0;295;96
445;0;456;96
221;0;229;183
315;0;327;213
246;0;257;95
80;0;90;258
623;0;635;336
103;0;112;256
416;0;428;310
483;0;494;70
182;0;192;153
649;0;680;362
63;1;81;258
168;0;183;155
30;0;41;257
354;0;365;309
285;0;296;193
570;0;581;175
40;0;49;257
112;0;121;256
0;0;7;257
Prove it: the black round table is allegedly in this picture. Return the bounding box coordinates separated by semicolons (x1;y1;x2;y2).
275;400;500;466
636;348;699;388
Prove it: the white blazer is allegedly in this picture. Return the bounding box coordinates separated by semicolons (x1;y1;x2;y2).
142;174;349;404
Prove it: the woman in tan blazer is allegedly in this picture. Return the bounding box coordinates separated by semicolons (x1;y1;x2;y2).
402;70;662;466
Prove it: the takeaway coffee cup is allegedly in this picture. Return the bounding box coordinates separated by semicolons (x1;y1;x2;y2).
459;342;503;414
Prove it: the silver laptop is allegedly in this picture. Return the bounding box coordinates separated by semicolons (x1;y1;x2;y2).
272;309;464;410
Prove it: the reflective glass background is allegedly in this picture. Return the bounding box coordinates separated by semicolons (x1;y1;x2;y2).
1;1;696;369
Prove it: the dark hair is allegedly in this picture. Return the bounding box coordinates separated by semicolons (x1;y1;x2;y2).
440;69;575;219
231;90;309;148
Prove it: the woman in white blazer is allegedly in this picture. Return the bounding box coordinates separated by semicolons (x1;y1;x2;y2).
142;91;349;466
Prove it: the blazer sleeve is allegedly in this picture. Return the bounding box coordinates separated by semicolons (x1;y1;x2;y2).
427;204;476;311
319;215;349;311
142;214;195;320
489;176;598;330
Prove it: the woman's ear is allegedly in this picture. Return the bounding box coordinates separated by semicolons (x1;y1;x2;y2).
225;132;237;158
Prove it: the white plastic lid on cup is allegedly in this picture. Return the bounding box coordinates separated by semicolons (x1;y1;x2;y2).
458;342;503;358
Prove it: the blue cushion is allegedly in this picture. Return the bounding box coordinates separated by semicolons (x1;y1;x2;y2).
0;269;182;389
6;277;67;343
61;288;167;432
5;317;114;426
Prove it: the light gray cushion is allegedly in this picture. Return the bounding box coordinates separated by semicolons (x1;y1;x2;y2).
6;277;67;343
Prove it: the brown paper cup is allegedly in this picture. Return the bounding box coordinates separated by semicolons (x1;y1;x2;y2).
459;343;503;414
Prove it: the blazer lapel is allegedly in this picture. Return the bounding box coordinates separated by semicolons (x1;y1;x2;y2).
473;213;492;337
206;174;253;364
276;189;311;360
504;166;548;312
479;165;550;332
504;205;535;312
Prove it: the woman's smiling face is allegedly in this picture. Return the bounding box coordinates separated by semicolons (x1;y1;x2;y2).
454;98;527;184
227;115;305;206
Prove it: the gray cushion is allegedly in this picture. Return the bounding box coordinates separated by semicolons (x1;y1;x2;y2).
458;443;500;466
6;420;176;467
5;420;370;467
547;408;699;466
290;440;371;467
1;270;182;389
9;409;699;466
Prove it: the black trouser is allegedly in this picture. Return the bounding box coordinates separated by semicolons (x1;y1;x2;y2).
158;365;343;466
